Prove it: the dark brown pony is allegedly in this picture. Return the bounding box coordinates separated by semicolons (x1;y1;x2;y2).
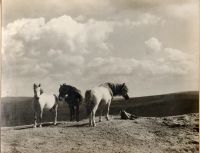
58;84;83;122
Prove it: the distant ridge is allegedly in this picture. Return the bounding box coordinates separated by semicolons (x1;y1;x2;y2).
1;97;33;103
112;91;199;101
2;91;198;101
1;91;199;127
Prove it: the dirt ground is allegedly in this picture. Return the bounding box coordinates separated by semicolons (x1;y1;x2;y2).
1;113;199;153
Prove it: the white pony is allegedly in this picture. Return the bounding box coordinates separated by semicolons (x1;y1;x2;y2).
85;82;129;126
33;83;58;128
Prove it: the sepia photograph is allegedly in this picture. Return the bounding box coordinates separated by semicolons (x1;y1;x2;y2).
1;0;199;153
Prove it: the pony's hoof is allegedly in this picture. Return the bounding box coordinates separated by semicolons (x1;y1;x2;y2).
54;122;57;125
39;125;42;128
33;125;37;128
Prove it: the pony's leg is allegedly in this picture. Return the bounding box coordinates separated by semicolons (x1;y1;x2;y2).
99;107;103;122
54;105;58;125
39;110;43;128
89;113;92;126
75;105;80;122
34;111;37;128
70;105;75;121
92;105;98;127
106;101;111;121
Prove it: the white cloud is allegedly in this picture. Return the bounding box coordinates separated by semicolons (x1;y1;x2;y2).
55;54;85;67
164;48;189;61
48;49;63;56
112;13;165;28
84;37;196;79
87;55;192;77
132;13;165;26
144;37;196;75
2;2;199;97
145;37;162;52
3;15;114;58
43;16;113;54
166;2;199;19
30;49;40;56
2;15;114;81
88;57;139;75
5;18;45;41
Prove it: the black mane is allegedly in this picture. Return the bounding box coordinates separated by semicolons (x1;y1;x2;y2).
101;82;128;96
60;84;82;97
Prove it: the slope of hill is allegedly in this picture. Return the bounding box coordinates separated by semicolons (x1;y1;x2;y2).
1;113;199;153
1;91;199;127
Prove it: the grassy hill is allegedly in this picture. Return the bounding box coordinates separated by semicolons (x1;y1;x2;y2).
1;91;199;127
1;114;199;153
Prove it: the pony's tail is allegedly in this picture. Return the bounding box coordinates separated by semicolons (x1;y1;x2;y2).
54;94;59;104
85;90;93;115
78;94;84;104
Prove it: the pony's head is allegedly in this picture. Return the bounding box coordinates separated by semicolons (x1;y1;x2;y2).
120;83;129;100
33;83;43;98
58;84;69;101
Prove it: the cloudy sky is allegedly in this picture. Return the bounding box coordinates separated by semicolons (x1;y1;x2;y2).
2;0;199;97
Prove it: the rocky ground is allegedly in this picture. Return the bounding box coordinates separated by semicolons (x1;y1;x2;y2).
1;113;199;153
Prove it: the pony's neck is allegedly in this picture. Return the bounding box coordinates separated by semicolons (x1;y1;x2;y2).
34;90;37;97
64;85;80;95
106;83;122;96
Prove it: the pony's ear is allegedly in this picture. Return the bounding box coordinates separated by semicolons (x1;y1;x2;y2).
60;84;62;87
122;83;125;86
38;83;41;87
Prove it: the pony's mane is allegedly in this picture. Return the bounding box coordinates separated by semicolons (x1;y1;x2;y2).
61;84;82;97
101;82;128;96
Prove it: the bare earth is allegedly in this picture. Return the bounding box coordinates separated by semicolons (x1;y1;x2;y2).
1;113;199;153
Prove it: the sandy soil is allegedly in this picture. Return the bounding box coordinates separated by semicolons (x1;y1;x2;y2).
1;113;199;153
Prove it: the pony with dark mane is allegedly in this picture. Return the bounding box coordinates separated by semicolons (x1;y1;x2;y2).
58;84;83;122
85;82;129;126
33;83;58;128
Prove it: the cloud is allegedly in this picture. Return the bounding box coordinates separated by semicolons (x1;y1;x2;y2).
2;15;115;80
48;49;63;56
87;57;139;76
55;53;85;67
164;48;189;61
145;37;162;52
2;14;166;80
2;2;199;97
82;37;196;80
165;2;199;19
144;37;196;75
86;51;195;78
3;15;114;57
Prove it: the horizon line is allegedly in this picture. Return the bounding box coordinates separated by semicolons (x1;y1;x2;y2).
1;90;199;99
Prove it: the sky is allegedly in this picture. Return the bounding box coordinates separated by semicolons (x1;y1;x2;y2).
1;0;199;97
